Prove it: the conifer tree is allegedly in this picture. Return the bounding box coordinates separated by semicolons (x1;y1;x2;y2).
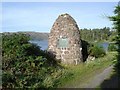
109;1;120;76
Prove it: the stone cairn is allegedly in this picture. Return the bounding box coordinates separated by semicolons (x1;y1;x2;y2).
48;13;83;65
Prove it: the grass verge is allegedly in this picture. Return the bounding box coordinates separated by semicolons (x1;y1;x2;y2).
56;52;117;88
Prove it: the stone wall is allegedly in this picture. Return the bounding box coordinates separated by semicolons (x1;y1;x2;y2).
48;13;83;65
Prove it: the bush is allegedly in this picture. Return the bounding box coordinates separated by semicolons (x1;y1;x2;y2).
2;33;60;88
88;44;106;58
108;44;117;51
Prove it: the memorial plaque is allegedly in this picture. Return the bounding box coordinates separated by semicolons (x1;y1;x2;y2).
58;38;68;48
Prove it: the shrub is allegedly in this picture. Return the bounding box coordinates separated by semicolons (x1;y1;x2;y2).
108;44;117;51
88;44;106;58
2;33;60;88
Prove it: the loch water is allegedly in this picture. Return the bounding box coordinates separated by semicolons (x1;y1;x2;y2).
29;40;109;51
29;40;48;50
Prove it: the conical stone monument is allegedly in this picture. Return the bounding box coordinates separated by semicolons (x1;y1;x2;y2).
48;13;83;65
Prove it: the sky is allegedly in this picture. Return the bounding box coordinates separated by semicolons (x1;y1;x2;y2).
2;2;118;33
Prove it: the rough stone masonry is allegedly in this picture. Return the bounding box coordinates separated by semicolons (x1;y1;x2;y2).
48;13;83;65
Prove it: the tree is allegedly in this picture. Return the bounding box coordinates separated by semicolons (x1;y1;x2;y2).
109;1;120;76
80;27;112;42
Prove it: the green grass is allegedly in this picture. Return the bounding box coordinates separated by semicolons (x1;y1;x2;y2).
57;52;117;88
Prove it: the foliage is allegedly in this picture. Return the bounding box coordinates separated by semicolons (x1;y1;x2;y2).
108;44;117;51
108;31;117;42
88;44;106;58
2;33;61;88
80;27;116;42
109;2;120;76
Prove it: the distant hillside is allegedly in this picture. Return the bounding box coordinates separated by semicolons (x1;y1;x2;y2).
2;32;49;41
22;32;49;40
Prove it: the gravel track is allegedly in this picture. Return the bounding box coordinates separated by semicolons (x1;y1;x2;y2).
75;65;117;88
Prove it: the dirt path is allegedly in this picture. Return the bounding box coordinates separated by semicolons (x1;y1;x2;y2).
0;70;2;89
75;65;115;88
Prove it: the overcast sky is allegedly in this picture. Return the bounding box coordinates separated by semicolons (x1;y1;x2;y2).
2;2;118;32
